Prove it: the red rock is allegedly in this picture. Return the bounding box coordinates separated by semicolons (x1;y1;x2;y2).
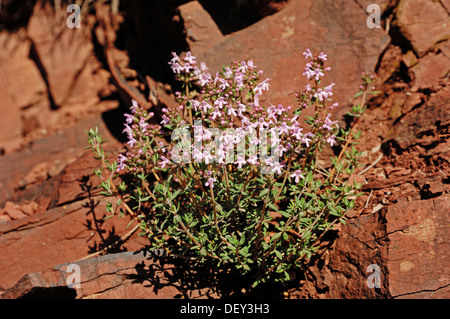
178;1;225;56
442;0;450;12
386;195;450;298
0;214;11;224
2;201;27;220
396;0;450;57
377;45;403;84
0;27;51;154
188;0;389;115
402;50;418;68
410;52;450;91
402;92;422;114
0;197;149;291
424;181;447;195
18;201;39;216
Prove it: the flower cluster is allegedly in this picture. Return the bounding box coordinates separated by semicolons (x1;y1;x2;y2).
148;50;340;188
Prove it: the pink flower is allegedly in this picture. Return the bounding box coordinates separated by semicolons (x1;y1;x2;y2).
322;113;335;131
158;156;171;168
131;99;139;113
139;117;148;132
327;135;336;147
237;61;247;73
235;156;246;169
116;154;127;172
200;101;212;113
223;66;233;78
290;170;304;183
253;78;270;95
124;113;134;124
303;48;313;60
247;155;258;165
318;52;327;61
314;68;324;81
161;114;171;125
271;161;284;175
214;96;226;109
302;132;313;147
210;108;221;121
205;177;217;188
183;51;196;64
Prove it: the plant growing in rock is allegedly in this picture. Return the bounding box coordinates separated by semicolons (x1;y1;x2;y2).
87;49;376;288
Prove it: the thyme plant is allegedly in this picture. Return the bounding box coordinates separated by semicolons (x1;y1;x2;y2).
87;49;376;287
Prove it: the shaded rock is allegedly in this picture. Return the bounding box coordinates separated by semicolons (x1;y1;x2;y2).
402;50;418;68
0;251;197;299
390;86;450;149
289;210;390;299
396;0;450;57
377;45;403;84
386;195;450;298
27;1;96;108
0;115;121;209
401;92;422;114
0;29;49;153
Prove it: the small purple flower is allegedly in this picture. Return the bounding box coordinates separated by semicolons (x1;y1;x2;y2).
131;99;139;114
327;135;336;147
214;96;226;109
139;117;148;132
271;161;284;175
127;136;137;148
303;48;313;60
322;113;335;131
158;156;171;168
116;154;127;172
235;156;246;169
161;114;171;125
253;78;270;95
205;177;217;188
124;113;134;124
314;68;324;81
183;51;196;64
318;52;327;61
290;170;304;183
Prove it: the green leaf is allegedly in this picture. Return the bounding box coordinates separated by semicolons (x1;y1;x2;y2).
278;210;291;218
354;91;363;98
173;215;181;224
259;189;269;197
274;250;283;259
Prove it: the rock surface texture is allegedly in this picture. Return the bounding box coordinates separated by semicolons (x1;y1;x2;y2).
0;0;449;299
